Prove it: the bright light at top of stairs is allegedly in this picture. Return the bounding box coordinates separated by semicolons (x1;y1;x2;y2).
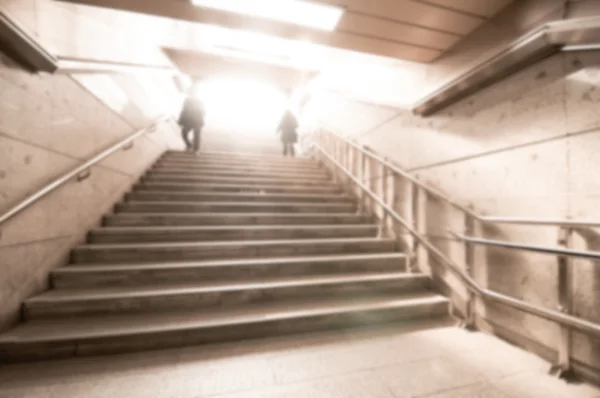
190;0;345;31
194;77;287;131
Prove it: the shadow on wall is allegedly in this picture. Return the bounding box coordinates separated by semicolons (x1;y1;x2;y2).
571;228;600;371
438;57;568;119
478;221;560;344
423;196;471;317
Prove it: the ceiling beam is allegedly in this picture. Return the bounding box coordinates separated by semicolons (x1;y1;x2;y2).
163;48;310;89
57;0;441;62
413;0;487;20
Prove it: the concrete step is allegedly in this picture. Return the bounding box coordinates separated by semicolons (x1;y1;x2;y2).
26;272;429;319
104;212;371;227
0;294;449;362
146;168;331;182
71;237;398;263
153;162;324;175
115;200;355;214
165;149;311;157
52;253;407;288
163;150;316;165
156;159;322;173
143;173;330;187
126;190;352;204
88;224;378;244
151;165;329;180
135;181;343;194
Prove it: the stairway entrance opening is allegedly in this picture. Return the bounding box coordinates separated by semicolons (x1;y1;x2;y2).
195;78;288;134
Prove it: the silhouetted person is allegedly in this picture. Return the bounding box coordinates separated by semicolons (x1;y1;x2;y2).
277;109;298;157
178;94;205;152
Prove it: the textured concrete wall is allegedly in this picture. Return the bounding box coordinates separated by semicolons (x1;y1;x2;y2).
315;51;600;381
0;50;180;331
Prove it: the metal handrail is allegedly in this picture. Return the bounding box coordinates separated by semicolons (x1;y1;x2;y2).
314;142;600;338
452;232;600;260
477;216;600;228
0;117;167;226
321;125;478;218
321;126;600;228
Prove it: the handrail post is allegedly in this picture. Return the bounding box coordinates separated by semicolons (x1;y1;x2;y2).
314;128;323;158
551;226;575;380
336;138;344;184
330;133;343;185
378;163;389;238
387;168;397;240
357;149;366;214
320;129;330;165
339;139;346;172
367;155;377;219
344;140;352;185
461;211;477;331
333;135;341;165
410;182;422;273
346;140;353;186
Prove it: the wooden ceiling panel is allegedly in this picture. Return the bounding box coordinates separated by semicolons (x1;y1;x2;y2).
60;0;437;62
338;12;461;51
58;0;515;63
330;0;482;35
328;32;441;63
416;0;515;18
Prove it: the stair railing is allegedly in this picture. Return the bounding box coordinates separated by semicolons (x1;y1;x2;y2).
311;125;600;380
0;116;170;226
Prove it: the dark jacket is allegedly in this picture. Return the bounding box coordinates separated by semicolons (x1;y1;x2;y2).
277;111;298;143
178;96;205;128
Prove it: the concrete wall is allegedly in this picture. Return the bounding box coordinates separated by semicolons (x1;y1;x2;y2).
0;49;180;331
314;51;600;381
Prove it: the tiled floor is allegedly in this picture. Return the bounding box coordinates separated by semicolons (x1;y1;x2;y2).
0;319;599;398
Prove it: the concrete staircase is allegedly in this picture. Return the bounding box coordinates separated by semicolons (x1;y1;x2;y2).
0;151;449;362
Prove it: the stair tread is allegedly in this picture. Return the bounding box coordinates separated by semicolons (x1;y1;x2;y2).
164;151;313;158
91;224;377;233
152;166;327;173
123;200;352;207
130;191;347;200
77;237;395;249
31;271;423;301
153;167;326;175
57;252;406;273
139;182;338;189
1;294;448;343
148;172;322;178
149;171;328;178
163;151;315;161
156;164;323;172
109;212;363;218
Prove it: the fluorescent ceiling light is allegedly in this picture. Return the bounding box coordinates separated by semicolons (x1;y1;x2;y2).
191;0;344;31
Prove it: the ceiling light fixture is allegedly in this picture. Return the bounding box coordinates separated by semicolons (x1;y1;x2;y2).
190;0;344;31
